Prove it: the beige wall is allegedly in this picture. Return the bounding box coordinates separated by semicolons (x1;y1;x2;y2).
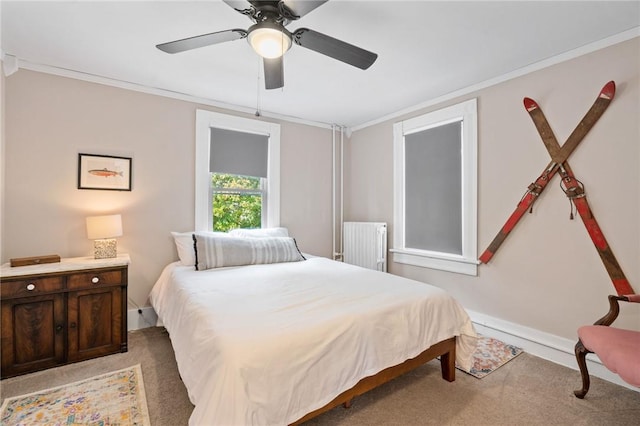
2;70;333;307
3;38;638;343
346;37;640;340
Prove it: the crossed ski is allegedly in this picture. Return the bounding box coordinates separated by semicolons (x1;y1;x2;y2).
479;81;634;295
480;82;615;263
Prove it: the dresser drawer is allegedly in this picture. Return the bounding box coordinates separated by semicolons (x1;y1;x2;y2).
1;276;64;298
67;269;123;290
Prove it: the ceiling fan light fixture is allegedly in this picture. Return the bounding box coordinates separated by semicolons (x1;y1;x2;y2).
248;22;292;59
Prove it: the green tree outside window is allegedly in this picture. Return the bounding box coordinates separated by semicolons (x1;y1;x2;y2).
212;173;263;231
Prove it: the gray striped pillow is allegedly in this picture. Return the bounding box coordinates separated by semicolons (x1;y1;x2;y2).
193;235;305;270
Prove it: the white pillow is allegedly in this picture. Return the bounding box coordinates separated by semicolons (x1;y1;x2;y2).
171;231;229;266
229;227;289;238
193;235;304;270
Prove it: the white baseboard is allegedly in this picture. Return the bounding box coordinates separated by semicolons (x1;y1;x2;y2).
127;307;158;331
467;309;637;392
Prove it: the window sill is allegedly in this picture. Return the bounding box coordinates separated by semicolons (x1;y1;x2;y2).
390;249;478;276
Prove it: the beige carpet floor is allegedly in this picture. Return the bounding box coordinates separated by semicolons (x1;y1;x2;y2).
1;327;638;425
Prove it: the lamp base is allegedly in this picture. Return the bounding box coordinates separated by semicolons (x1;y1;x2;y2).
94;239;117;259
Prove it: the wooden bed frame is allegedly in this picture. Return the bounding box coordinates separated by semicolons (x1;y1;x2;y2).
291;337;456;425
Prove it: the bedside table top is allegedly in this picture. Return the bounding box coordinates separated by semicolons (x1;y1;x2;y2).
1;254;130;278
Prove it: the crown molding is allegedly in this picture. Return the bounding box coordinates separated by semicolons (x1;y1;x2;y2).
351;27;640;132
4;27;638;133
11;58;334;130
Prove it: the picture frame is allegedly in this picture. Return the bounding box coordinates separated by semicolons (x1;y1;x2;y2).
78;153;132;191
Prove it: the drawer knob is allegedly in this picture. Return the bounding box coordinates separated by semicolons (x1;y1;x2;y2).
91;277;100;284
26;283;36;291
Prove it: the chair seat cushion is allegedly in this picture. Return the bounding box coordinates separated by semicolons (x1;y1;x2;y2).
578;325;640;387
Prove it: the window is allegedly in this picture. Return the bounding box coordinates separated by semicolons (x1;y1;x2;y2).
211;173;264;231
392;99;478;275
195;110;280;231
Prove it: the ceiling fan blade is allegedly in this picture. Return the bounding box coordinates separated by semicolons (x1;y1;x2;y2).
156;29;247;54
293;28;377;70
280;0;328;19
264;57;284;90
222;0;254;13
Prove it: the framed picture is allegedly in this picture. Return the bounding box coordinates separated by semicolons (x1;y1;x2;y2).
78;153;132;191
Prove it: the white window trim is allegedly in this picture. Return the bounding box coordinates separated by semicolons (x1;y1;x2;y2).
195;109;280;231
391;98;478;276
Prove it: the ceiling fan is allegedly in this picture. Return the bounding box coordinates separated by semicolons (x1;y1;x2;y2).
156;0;378;90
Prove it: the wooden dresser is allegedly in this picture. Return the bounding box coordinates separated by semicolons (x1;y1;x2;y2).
1;254;129;379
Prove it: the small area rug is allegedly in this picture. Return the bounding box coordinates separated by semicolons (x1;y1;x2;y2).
458;335;524;378
1;364;150;426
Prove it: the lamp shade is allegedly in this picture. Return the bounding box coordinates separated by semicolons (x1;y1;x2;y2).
86;214;123;240
247;22;292;59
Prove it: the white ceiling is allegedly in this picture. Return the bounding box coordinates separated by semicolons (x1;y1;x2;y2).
2;1;639;128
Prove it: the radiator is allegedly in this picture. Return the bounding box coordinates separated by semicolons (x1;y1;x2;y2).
343;222;387;272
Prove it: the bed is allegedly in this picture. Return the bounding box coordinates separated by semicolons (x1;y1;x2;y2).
150;232;477;425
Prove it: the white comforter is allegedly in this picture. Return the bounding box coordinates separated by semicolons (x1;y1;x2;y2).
149;257;477;426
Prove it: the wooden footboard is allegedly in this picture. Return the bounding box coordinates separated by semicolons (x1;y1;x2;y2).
291;337;456;425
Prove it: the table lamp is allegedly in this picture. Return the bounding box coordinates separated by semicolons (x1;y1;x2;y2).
86;214;122;259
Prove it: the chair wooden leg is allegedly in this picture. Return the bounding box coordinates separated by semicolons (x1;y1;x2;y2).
574;339;591;399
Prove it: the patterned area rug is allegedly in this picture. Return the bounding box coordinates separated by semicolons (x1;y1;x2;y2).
1;364;150;426
458;335;524;379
